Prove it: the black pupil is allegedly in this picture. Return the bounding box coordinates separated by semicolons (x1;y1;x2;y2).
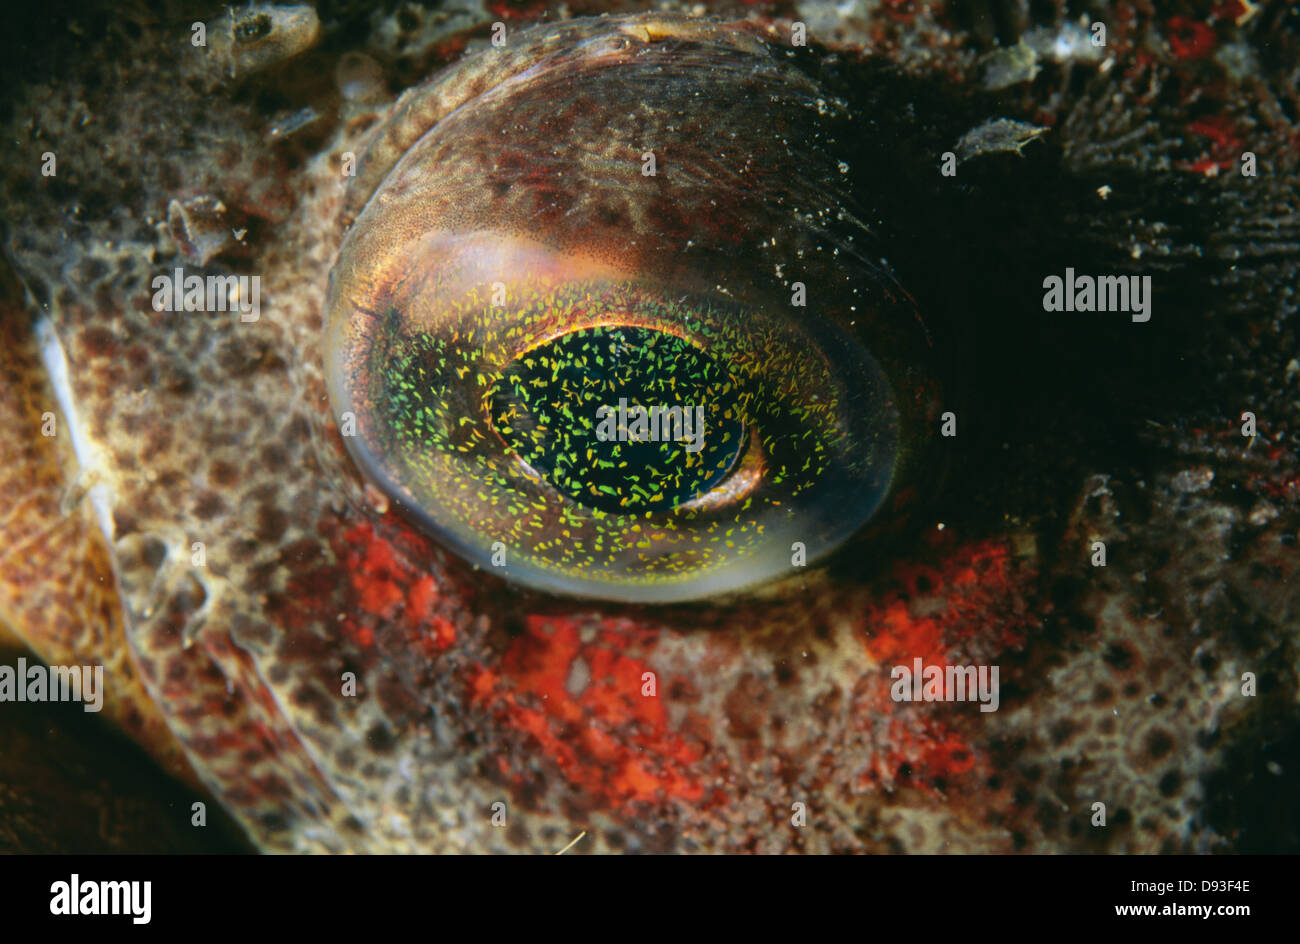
487;326;746;514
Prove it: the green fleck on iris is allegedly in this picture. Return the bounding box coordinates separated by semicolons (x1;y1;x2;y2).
486;326;745;513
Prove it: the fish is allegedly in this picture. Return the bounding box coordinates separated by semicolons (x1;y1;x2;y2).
1;0;1297;853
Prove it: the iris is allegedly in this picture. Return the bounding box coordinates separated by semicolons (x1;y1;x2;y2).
487;326;745;514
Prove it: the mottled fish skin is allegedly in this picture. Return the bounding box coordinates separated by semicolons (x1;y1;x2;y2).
1;0;1297;853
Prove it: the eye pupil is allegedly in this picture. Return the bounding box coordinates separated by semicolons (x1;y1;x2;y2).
486;326;746;515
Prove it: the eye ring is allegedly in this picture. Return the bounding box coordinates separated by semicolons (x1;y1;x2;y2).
325;14;938;602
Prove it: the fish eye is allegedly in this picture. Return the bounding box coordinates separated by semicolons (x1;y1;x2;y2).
324;17;938;602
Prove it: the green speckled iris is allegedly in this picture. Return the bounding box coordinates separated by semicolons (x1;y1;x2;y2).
330;272;903;601
486;327;745;514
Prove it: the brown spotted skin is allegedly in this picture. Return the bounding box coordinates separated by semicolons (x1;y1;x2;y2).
0;260;190;782
0;0;1297;853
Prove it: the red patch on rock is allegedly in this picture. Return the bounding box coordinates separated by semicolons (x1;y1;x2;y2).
1166;16;1216;60
336;518;455;654
858;536;1033;787
467;616;711;809
1179;115;1242;175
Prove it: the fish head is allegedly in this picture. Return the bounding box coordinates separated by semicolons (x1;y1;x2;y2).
2;1;1297;853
